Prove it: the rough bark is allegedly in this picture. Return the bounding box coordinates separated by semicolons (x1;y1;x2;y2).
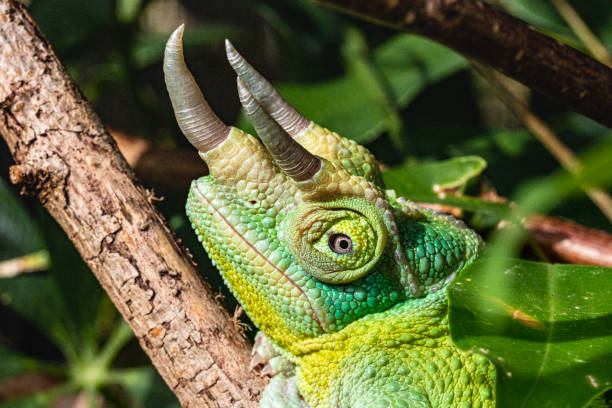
314;0;612;128
0;1;265;407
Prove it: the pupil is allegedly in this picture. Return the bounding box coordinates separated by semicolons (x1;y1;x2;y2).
329;233;353;254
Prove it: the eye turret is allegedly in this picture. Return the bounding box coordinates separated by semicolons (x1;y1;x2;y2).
284;197;388;284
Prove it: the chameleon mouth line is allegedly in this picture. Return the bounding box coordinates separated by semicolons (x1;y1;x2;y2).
193;183;325;332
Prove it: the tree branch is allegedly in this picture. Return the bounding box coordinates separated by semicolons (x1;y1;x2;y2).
313;0;612;128
0;1;265;406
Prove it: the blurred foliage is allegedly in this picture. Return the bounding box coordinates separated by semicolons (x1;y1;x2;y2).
449;259;612;408
1;0;611;406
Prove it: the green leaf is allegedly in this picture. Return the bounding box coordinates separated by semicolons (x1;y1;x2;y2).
381;155;509;218
0;345;42;379
0;179;45;261
116;0;143;23
276;33;467;144
0;212;108;359
0;271;75;357
269;75;386;144
496;0;569;35
383;155;487;195
375;34;467;107
0;344;65;380
38;213;105;352
448;259;612;408
109;367;180;408
485;139;612;260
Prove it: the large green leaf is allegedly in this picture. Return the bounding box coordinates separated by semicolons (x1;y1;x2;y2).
0;270;75;357
38;214;106;351
496;0;571;38
0;344;65;381
375;34;467;107
485;139;612;260
278;75;387;144
276;33;467;144
0;211;108;360
448;259;612;408
497;0;612;50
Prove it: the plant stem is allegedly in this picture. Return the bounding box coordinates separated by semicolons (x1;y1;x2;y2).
549;0;612;67
0;249;50;278
471;61;612;224
96;321;134;369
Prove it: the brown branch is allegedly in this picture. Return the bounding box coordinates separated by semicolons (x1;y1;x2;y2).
313;0;612;128
0;1;265;407
525;215;612;267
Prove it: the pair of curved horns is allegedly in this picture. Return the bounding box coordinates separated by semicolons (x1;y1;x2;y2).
163;25;319;181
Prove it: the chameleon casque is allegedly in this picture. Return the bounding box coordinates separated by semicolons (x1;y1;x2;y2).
163;25;497;407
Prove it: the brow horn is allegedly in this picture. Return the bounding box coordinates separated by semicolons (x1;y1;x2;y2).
225;40;310;137
237;78;321;182
164;25;229;152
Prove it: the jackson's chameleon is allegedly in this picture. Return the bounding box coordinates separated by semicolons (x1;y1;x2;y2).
164;25;497;408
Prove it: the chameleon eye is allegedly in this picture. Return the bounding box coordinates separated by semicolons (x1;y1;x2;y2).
328;233;353;254
284;198;388;284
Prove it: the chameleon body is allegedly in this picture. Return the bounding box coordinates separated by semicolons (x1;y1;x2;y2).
164;26;496;407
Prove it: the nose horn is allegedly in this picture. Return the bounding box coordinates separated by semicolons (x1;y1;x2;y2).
237;78;321;182
225;40;310;137
164;25;230;152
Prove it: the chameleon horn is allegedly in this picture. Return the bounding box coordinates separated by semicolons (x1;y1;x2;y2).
164;25;230;152
225;40;310;137
237;78;321;181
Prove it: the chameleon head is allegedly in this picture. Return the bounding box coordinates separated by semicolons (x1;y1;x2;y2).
164;25;482;348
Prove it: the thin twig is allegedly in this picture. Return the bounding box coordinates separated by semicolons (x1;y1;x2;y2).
471;61;612;224
0;250;49;278
550;0;612;67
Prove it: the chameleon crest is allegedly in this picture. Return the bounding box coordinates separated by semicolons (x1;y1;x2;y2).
165;25;494;408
